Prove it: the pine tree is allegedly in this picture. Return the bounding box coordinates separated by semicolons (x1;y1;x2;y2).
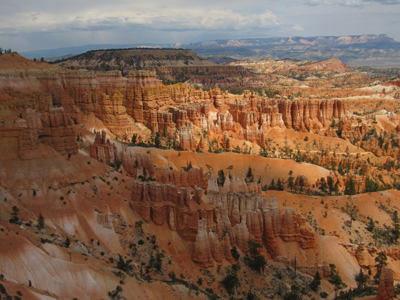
355;268;367;291
131;134;137;144
299;176;305;192
217;169;225;187
65;237;70;248
392;211;400;242
287;176;295;192
269;179;276;190
135;221;144;234
11;206;19;217
310;271;321;291
277;178;284;191
374;251;388;281
367;217;375;232
37;213;45;229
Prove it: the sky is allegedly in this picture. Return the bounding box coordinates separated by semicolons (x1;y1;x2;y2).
1;0;400;52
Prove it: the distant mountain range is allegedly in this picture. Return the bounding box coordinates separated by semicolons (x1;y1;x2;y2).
20;34;400;68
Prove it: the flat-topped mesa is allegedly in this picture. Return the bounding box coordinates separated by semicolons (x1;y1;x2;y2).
179;121;196;151
121;146;155;177
377;268;395;300
19;108;78;159
155;166;208;189
89;131;117;165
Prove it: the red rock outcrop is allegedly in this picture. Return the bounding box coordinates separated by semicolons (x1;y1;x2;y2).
121;146;155;177
179;121;196;151
377;268;395;300
208;230;223;264
221;234;236;263
96;213;114;229
238;125;265;146
132;175;314;267
155;166;208;189
19;108;78;159
130;180;208;241
192;219;215;267
232;215;250;253
89;131;117;165
229;97;347;132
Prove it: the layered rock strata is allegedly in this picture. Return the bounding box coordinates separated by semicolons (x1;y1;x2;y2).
179;122;196;151
377;268;395;300
19;108;78;159
131;177;315;267
155;166;208;189
89;131;118;165
229;98;347;131
121;146;155;177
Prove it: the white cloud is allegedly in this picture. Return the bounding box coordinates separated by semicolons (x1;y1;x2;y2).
304;0;364;6
292;24;305;31
305;0;400;5
0;9;280;35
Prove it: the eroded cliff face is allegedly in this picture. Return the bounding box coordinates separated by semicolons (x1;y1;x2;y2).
130;174;315;268
230;96;347;132
377;268;395;300
16;107;78;160
155;166;208;189
1;54;350;148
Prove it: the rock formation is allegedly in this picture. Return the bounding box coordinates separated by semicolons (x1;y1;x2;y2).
193;219;215;267
155;166;208;189
376;268;395;300
19;108;78;159
89;131;117;165
131;174;315;267
121;146;155;177
179;121;196;151
130;180;206;240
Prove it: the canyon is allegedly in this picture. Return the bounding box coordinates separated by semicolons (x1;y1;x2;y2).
0;50;400;300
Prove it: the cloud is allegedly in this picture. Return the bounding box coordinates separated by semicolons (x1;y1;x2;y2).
305;0;400;5
0;9;280;35
304;0;365;6
369;0;400;4
292;24;305;31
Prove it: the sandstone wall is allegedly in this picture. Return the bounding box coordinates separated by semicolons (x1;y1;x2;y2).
377;268;395;300
131;177;315;268
19;108;78;159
